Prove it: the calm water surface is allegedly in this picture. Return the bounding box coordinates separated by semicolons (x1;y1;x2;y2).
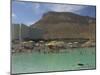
12;47;96;74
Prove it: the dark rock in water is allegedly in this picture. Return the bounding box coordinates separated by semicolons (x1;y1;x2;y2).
77;63;84;66
11;74;19;75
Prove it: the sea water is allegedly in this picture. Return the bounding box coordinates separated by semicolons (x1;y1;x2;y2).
12;47;96;74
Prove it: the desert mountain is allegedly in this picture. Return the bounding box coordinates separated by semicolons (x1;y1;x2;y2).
11;24;44;41
31;12;96;40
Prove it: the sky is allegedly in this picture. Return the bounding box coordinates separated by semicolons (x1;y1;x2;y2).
12;1;96;26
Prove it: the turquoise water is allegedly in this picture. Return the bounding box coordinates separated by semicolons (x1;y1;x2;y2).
12;47;96;74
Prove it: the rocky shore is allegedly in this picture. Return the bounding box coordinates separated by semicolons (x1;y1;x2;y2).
11;40;95;53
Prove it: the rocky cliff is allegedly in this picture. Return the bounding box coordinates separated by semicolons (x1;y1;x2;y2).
31;12;96;40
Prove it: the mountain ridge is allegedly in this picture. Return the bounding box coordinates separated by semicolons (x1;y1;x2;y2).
31;11;96;40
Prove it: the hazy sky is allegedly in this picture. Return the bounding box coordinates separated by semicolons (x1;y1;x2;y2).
12;1;96;26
